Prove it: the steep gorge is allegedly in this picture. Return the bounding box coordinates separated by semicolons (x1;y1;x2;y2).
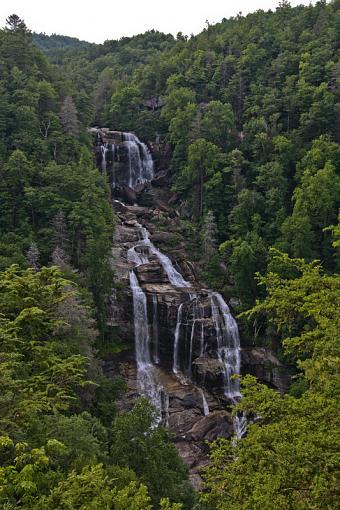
92;128;290;487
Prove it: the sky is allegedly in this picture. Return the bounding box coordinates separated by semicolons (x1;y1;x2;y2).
1;0;317;43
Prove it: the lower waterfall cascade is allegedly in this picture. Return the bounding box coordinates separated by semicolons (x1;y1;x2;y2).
128;221;246;436
129;269;163;415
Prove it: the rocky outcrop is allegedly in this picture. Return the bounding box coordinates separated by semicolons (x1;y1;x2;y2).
109;201;239;484
241;347;291;393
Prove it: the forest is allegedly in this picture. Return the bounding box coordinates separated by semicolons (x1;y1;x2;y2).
0;1;339;508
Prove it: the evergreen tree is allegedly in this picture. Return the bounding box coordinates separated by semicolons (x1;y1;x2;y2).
26;242;40;271
201;210;218;259
60;96;80;136
5;14;29;32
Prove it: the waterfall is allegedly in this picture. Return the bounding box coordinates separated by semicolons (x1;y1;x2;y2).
152;295;160;364
188;299;198;375
99;132;154;190
134;225;192;288
210;292;247;438
210;292;241;401
128;223;192;287
127;244;149;266
129;270;151;366
199;388;210;416
127;219;246;436
129;270;162;413
234;413;247;439
101;144;108;172
124;132;154;185
199;303;205;357
102;129;247;440
173;303;184;374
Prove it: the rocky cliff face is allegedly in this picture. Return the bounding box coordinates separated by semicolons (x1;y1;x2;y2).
90;128;154;190
93;129;290;489
108;202;234;488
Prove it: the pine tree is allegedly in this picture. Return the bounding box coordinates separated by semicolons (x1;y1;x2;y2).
201;210;218;259
5;14;29;33
60;96;80;136
26;242;40;271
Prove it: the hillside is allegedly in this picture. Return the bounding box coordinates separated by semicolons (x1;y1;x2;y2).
33;32;93;52
0;4;339;509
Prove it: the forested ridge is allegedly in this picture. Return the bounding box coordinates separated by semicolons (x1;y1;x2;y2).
0;1;339;508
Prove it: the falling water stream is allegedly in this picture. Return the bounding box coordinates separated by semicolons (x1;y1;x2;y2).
101;132;154;188
129;222;246;436
109;130;247;436
129;270;162;415
173;303;184;374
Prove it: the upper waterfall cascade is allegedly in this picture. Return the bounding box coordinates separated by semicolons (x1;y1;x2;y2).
98;131;154;189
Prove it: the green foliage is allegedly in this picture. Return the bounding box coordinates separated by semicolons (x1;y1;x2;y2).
34;465;152;510
110;86;142;132
0;267;188;509
281;160;340;265
92;0;339;306
201;377;339;510
201;251;340;509
1;3;340;508
0;266;94;434
25;3;339;307
182;139;223;217
162;86;196;123
243;250;340;392
111;399;195;508
200;100;234;148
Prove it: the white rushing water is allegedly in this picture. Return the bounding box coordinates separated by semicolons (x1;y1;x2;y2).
131;224;192;288
100;132;154;189
124;132;154;186
152;294;160;364
127;215;246;436
173;303;184;374
127;244;149;266
129;270;162;414
200;388;210;416
210;292;242;402
188;299;198;375
234;412;247;439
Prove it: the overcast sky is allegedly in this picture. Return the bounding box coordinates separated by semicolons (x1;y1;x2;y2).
1;0;316;43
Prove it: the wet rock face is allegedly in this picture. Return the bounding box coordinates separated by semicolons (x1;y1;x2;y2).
91;129;154;190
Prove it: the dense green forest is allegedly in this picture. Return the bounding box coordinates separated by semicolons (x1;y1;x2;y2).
39;0;340;309
0;1;339;508
0;14;193;510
